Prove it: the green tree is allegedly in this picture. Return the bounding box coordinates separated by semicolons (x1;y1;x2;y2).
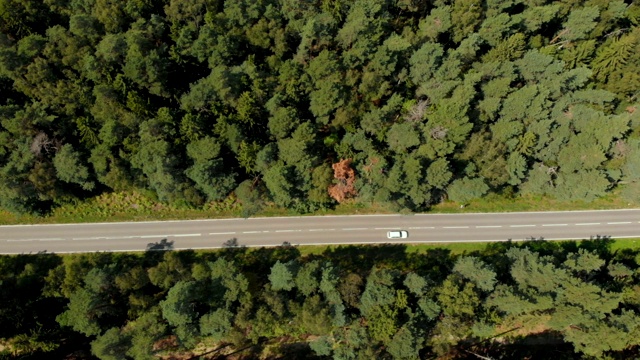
551;170;610;202
200;308;233;342
450;0;484;43
147;251;191;290
130;109;186;203
387;326;421;360
409;42;444;87
558;6;600;42
386;123;420;154
426;158;453;189
53;144;94;190
294;294;333;335
57;266;124;337
269;260;298;291
306;50;344;124
418;6;452;41
295;260;321;297
591;29;639;82
125;310;167;360
122;17;169;96
437;276;479;318
91;327;131;360
185;136;236;202
453;256;496;292
159;280;200;347
447;177;489;205
338;272;364;309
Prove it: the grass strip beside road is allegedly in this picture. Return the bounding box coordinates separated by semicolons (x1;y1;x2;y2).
0;189;637;225
295;237;640;257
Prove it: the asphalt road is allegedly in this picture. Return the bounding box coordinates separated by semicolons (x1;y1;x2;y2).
0;209;639;254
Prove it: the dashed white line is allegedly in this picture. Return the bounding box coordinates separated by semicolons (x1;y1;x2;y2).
7;238;65;242
209;232;236;235
72;236;138;241
243;231;260;234
309;229;325;232
543;224;568;227
408;227;435;229
140;235;168;239
375;227;397;230
343;228;367;231
443;226;469;229
476;225;502;228
174;234;201;237
607;222;631;225
276;230;302;233
576;223;600;226
510;225;536;228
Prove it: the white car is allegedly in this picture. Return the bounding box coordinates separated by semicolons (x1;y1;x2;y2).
387;230;409;239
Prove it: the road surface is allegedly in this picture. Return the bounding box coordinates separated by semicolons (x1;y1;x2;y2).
0;209;639;254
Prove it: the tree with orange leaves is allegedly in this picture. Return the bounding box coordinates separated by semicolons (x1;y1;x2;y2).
328;159;357;203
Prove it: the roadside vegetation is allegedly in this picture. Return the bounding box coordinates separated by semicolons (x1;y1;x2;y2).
0;188;635;225
1;238;639;359
1;0;640;219
2;0;640;358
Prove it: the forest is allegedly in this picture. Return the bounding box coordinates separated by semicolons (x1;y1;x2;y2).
1;239;639;359
1;0;640;215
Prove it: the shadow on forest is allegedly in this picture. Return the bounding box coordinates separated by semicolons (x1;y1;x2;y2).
459;330;575;360
321;244;409;273
145;238;174;251
319;244;455;281
318;234;621;284
470;234;615;258
215;241;302;283
226;340;322;360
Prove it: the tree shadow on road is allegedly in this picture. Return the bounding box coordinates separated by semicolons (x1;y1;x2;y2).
222;237;244;248
146;238;174;251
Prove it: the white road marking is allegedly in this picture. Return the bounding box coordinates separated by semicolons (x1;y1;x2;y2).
443;226;469;229
375;227;398;230
510;225;535;228
576;223;600;226
276;230;302;233
309;229;325;232
408;227;435;229
209;232;236;235
4;236;640;255
476;225;502;228
543;224;568;227
65;232;229;240
72;236;133;241
343;228;367;231
7;238;65;242
243;231;260;234
2;208;638;229
607;222;631;225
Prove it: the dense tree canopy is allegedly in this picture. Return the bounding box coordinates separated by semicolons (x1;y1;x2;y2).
2;239;640;358
0;0;639;214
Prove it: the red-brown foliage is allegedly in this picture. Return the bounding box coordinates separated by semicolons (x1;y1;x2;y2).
328;159;357;203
